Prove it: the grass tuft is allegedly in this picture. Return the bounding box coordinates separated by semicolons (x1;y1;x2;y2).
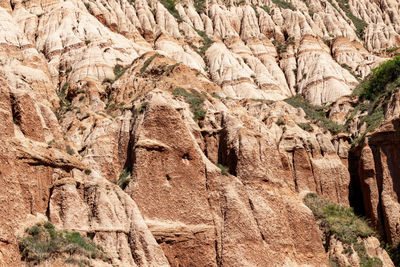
160;0;182;22
195;30;213;57
304;193;376;244
349;56;400;146
140;54;159;73
298;122;313;132
217;164;229;176
304;193;382;267
172;88;206;121
284;95;345;134
117;168;131;189
272;0;296;11
19;222;108;265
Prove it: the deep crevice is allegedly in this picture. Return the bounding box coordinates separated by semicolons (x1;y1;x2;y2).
217;128;238;176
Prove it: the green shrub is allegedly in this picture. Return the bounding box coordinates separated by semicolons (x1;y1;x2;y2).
329;258;340;267
328;0;367;39
272;37;295;55
276;118;285;126
165;63;180;75
385;243;400;266
137;102;148;114
354;242;383;267
19;222;107;265
56;82;73;120
140;54;159;73
194;0;206;13
217;164;229;176
348;56;400;145
356;56;400;100
117;168;131;189
386;47;400;54
298;122;313;132
66;145;75;155
84;169;92;175
113;64;128;81
284;95;345;134
172;88;207;121
304;193;382;267
102;78;114;84
272;0;296;11
195;30;213;57
261;5;270;14
160;0;182;22
304;193;376;245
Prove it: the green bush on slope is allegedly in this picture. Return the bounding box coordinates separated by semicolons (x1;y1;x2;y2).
172;88;206;121
355;56;400;100
304;193;382;267
284;95;345;134
19;222;109;265
349;56;400;145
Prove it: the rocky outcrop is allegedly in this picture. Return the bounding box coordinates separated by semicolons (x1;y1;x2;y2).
327;236;394;267
350;119;400;245
124;92;330;266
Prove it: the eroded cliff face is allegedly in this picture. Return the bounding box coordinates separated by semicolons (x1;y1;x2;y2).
350;119;400;247
1;0;400;266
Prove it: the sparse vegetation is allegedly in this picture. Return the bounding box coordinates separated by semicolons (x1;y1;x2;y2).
117;168;131;189
103;64;129;85
385;243;400;266
341;63;361;80
355;56;400;100
328;0;367;39
276;118;285;126
113;64;128;81
85;39;91;45
304;193;382;267
284;95;345;134
195;30;214;57
298;122;313;132
135;101;148;115
386;46;400;54
348;56;400;145
56;82;73;121
84;169;92;175
140;54;159;73
19;222;108;265
272;0;296;11
272;37;295;55
194;0;206;14
217;164;229;176
66;145;75;155
164;63;180;76
160;0;182;22
172;88;207;121
102;78;114;84
304;193;375;244
261;5;270;14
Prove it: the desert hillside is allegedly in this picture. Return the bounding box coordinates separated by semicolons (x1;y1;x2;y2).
1;0;400;266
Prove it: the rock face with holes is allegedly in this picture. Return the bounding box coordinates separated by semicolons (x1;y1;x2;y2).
1;0;400;266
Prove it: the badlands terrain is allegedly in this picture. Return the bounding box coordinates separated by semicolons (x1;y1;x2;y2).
1;0;400;265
